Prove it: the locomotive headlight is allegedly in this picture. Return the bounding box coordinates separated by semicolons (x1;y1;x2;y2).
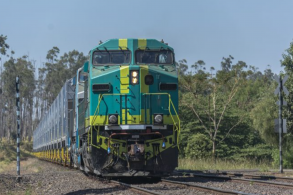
132;71;138;77
154;114;163;124
132;78;138;84
131;70;139;85
109;114;118;124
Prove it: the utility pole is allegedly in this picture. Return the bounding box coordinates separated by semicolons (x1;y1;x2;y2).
274;74;289;174
0;58;2;138
278;76;283;173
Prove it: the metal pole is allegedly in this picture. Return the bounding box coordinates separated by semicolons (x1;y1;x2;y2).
279;77;283;173
16;76;22;181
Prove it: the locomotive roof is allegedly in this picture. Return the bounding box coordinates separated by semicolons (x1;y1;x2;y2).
91;38;174;52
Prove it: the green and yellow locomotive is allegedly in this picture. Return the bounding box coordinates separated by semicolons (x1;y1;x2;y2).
33;39;180;178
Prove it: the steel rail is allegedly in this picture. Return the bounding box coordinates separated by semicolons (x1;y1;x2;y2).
161;179;254;195
241;174;293;181
175;169;259;173
110;180;163;195
213;171;293;182
175;169;293;183
180;173;293;189
84;171;163;195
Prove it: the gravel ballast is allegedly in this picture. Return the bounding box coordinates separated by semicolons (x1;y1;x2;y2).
3;158;293;195
168;176;293;195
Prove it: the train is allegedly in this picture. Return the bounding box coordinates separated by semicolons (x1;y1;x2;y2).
33;38;180;178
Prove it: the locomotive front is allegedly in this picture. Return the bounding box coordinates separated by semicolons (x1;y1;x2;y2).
78;39;180;177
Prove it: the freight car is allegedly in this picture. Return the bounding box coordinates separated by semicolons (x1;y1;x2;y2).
33;39;180;178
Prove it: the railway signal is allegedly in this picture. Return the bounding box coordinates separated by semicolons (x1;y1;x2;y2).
274;74;289;174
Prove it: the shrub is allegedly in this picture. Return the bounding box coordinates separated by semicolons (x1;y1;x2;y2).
184;133;212;158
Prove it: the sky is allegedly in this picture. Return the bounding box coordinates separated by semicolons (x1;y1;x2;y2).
1;0;293;74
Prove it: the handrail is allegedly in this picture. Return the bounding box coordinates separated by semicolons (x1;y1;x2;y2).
143;93;180;145
92;93;129;126
88;92;180;148
88;94;129;149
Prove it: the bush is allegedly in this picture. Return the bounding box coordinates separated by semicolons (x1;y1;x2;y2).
230;144;272;161
272;147;293;168
184;133;212;158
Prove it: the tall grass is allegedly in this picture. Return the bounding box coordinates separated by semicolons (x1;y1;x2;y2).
0;138;33;173
178;158;275;171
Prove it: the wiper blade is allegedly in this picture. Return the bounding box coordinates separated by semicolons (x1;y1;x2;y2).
119;47;127;57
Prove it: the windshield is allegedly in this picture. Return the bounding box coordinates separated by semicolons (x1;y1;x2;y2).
92;50;131;65
135;50;174;64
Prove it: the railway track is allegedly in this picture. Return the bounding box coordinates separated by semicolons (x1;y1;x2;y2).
110;180;163;195
57;164;293;194
110;178;254;195
85;171;253;195
175;169;293;184
31;160;293;194
174;170;293;191
161;179;254;195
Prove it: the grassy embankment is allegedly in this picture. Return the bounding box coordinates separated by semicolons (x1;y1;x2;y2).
178;158;275;171
0;138;34;173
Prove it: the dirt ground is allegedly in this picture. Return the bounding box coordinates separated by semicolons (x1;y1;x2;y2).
0;158;138;195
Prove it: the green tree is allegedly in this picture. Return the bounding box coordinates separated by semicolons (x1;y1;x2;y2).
38;47;87;110
59;50;87;76
0;34;9;59
1;55;35;140
180;57;256;158
250;84;278;146
176;59;188;76
0;35;10;138
279;40;293;168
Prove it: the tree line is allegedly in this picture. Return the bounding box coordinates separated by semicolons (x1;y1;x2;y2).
177;44;293;167
0;34;87;141
1;34;293;167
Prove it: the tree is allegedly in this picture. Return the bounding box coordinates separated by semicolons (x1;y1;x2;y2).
59;50;87;76
250;84;278;146
180;57;254;158
0;35;10;139
279;40;293;167
0;34;9;59
1;55;35;140
38;47;87;111
176;59;188;76
281;41;293;134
